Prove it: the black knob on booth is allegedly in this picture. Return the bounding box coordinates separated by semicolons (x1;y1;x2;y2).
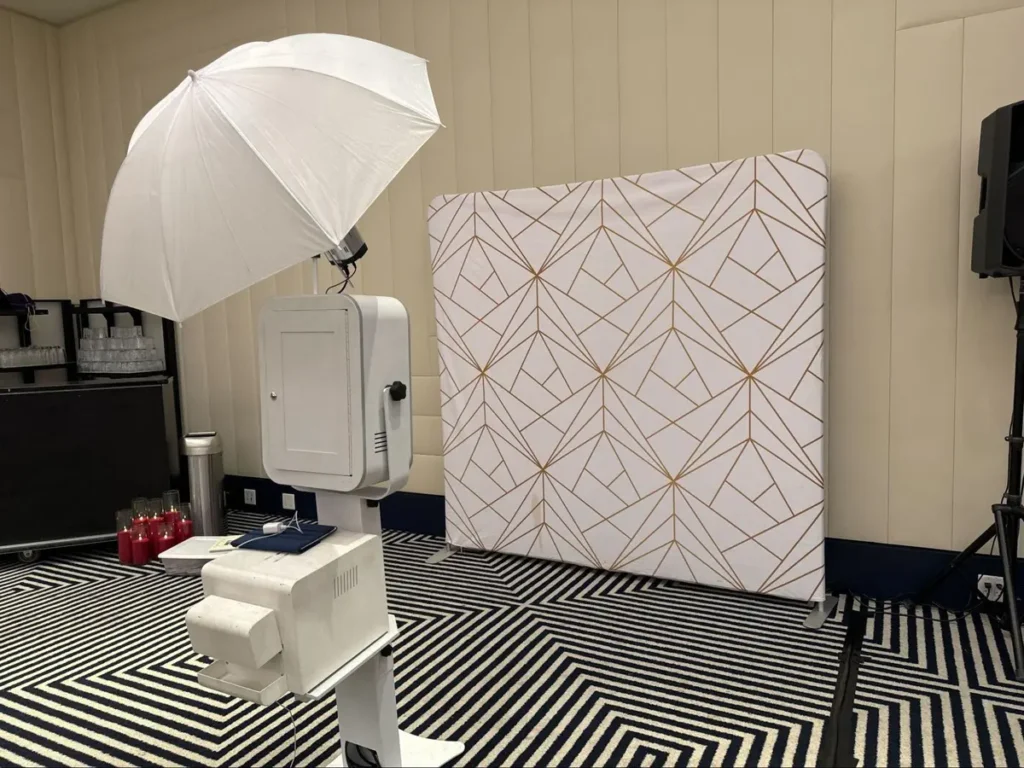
388;381;407;401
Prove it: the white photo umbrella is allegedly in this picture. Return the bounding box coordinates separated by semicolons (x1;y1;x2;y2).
100;33;441;322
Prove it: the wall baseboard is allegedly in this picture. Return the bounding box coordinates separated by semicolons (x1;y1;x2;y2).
223;475;445;536
225;475;1009;606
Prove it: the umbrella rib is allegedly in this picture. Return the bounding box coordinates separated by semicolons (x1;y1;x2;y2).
154;94;193;320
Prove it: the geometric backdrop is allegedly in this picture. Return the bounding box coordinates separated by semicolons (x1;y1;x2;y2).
429;151;827;602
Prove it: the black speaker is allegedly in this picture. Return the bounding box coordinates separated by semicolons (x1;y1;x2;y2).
973;101;1024;278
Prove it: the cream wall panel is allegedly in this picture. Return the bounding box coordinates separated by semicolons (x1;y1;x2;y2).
488;0;533;191
61;25;97;297
225;291;262;477
0;9;70;298
451;0;494;193
381;0;433;379
346;0;394;298
718;0;773;161
178;315;211;434
897;0;1024;30
0;180;34;293
46;27;79;298
528;0;574;186
11;13;66;297
666;0;718;167
315;0;348;31
829;0;896;543
618;0;667;176
0;12;25;179
953;6;1024;548
248;276;279;479
412;0;455;355
202;303;238;474
285;0;317;32
888;20;963;549
773;0;831;160
572;0;619;181
78;22;112;294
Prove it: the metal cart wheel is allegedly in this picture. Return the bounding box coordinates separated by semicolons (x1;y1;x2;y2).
16;549;40;564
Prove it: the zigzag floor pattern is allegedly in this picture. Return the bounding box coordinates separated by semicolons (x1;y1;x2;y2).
849;598;1024;767
1;511;847;766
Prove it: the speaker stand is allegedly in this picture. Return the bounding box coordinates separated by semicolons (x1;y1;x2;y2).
915;279;1024;682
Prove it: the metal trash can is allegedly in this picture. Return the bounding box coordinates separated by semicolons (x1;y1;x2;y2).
182;432;225;536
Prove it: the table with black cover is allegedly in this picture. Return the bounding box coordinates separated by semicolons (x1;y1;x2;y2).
0;376;170;558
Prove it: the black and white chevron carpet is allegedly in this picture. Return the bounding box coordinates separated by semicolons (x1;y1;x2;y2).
1;511;1023;767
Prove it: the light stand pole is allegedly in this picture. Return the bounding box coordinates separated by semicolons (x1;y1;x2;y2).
915;279;1024;681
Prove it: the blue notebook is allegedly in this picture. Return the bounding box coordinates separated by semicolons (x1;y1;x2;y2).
231;523;337;554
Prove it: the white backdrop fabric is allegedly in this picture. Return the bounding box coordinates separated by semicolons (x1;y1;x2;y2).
430;151;827;602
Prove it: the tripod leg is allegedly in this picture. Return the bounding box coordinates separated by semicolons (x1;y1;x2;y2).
995;510;1024;682
915;523;997;604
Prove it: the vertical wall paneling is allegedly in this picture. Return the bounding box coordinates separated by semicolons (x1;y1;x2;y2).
202;303;238;473
896;0;1024;30
572;0;619;181
96;20;125;204
286;0;318;297
345;0;394;298
285;0;317;33
0;12;24;179
666;0;718;168
828;0;896;542
718;0;773;161
952;7;1024;547
773;0;832;161
618;0;668;176
315;0;349;32
45;0;1024;541
0;13;31;294
381;0;433;380
528;0;575;186
413;0;455;356
178;315;212;432
247;275;278;478
450;0;495;193
46;26;79;298
312;0;349;296
11;14;65;297
79;21;110;295
488;0;533;191
62;25;98;296
888;19;963;549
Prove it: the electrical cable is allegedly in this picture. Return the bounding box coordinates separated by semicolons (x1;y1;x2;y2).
326;262;358;295
277;699;298;768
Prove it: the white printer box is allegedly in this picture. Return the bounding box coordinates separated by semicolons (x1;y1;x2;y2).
187;530;389;698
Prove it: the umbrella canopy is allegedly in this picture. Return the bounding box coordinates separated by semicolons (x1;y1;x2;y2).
101;33;441;321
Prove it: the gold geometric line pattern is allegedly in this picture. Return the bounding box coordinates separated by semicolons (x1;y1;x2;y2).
430;150;827;603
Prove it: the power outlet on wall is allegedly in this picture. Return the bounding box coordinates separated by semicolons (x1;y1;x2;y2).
243;488;257;506
282;493;296;511
978;574;1005;602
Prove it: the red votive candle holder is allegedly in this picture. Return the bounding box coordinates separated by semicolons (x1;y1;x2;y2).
176;502;193;542
155;522;177;555
116;509;133;564
147;498;164;548
131;524;151;565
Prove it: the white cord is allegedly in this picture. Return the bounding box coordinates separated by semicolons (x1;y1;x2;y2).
237;513;306;549
277;699;298;768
